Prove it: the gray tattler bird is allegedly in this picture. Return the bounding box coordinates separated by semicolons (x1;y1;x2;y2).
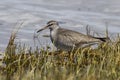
37;20;108;51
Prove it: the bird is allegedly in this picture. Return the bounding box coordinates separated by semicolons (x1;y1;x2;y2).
37;20;109;51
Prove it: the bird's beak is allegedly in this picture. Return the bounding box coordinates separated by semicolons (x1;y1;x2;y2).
37;25;49;33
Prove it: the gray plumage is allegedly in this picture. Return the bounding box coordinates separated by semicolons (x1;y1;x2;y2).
37;20;108;51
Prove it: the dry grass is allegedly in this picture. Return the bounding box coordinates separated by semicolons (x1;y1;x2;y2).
0;26;120;80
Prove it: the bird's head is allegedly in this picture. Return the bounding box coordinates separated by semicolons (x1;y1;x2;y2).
37;20;59;33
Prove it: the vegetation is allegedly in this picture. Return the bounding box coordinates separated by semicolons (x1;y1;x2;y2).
0;27;120;80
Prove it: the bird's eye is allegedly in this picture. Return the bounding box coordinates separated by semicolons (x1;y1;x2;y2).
48;24;53;26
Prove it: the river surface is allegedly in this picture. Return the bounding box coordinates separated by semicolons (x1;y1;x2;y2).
0;0;120;51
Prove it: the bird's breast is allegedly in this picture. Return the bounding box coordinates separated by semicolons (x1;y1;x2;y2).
50;30;57;43
50;30;75;51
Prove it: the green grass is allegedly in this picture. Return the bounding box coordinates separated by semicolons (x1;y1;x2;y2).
0;28;120;80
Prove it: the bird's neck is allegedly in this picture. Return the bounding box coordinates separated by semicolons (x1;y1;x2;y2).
50;26;59;43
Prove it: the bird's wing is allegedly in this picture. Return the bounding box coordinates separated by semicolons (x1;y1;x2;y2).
57;28;100;47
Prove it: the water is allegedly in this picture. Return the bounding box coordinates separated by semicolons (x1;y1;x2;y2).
0;0;120;51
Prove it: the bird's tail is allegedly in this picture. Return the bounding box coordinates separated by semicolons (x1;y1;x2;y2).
93;37;110;42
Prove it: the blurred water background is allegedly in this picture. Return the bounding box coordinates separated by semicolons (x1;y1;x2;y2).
0;0;120;51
